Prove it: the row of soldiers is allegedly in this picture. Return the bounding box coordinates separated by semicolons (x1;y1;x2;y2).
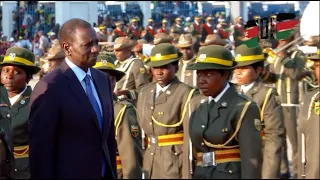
34;23;319;179
0;18;318;178
99;16;245;51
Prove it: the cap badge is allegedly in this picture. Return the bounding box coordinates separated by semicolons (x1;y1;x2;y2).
9;53;16;60
199;54;206;62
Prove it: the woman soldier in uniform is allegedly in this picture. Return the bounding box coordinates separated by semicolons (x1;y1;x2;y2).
182;45;263;179
136;43;198;179
0;47;41;179
93;54;143;179
233;44;286;178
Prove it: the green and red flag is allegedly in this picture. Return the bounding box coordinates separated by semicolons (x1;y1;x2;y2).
276;19;299;40
243;20;259;48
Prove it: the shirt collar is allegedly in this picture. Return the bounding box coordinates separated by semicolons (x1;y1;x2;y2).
156;83;171;94
208;83;230;104
9;86;27;106
241;81;255;94
65;57;92;83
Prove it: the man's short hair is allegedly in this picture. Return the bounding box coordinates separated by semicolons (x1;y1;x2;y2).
58;18;92;47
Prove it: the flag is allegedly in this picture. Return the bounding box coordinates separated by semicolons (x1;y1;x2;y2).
243;26;259;48
276;19;299;40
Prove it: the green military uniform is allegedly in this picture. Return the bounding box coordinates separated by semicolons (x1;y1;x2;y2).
262;45;307;177
113;37;149;103
234;45;286;178
93;54;143;179
136;44;198;179
0;85;14;179
297;46;320;179
182;45;263;179
0;47;41;179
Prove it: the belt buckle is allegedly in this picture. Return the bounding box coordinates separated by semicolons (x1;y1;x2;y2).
150;136;158;145
202;152;216;167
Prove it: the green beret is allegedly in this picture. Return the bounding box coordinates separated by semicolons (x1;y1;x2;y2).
93;54;125;81
234;44;266;67
145;43;182;67
0;47;40;74
187;45;236;70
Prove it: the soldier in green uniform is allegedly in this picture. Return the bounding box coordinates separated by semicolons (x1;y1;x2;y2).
0;47;41;179
182;45;263;179
93;54;143;179
175;34;197;88
136;43;198;179
297;42;320;179
0;85;14;179
262;34;309;178
233;44;286;178
113;37;149;104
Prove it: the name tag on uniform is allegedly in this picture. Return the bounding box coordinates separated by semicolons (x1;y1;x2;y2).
202;152;216;167
0;104;8;107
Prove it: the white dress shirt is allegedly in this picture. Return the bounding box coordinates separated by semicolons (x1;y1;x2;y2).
155;83;171;98
65;57;103;116
240;82;255;94
208;83;230;104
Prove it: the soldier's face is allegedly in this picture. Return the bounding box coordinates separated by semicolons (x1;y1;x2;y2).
179;47;194;60
63;27;100;70
1;65;27;93
234;65;261;85
197;69;229;97
313;61;320;83
152;63;178;87
114;48;131;61
101;70;116;90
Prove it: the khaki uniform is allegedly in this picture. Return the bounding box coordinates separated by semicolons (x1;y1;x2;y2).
263;49;307;176
201;23;215;42
170;24;185;35
115;57;149;102
113;97;143;179
297;88;319;179
0;86;32;179
136;77;198;179
182;84;263;179
240;80;285;178
177;57;197;88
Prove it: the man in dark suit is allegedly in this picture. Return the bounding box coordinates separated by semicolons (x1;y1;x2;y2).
28;18;117;179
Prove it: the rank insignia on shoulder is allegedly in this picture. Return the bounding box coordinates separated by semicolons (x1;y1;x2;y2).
131;125;139;137
254;119;262;131
140;68;146;74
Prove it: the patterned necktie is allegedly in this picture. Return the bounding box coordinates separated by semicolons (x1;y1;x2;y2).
83;74;106;176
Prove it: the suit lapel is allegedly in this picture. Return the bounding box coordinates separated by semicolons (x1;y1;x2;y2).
91;68;111;138
10;86;32;114
60;61;102;135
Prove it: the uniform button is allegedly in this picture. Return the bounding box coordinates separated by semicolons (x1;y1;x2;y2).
14;169;17;172
201;125;205;128
151;153;154;155
174;152;178;155
149;122;152;125
7;114;10;118
201;142;204;146
150;107;154;110
229;170;232;173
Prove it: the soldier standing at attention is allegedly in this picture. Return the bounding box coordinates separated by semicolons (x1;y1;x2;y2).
175;34;198;88
136;43;198;179
127;18;142;41
233;44;286;179
113;37;149;103
144;18;156;43
262;34;308;179
93;54;143;179
157;19;170;35
230;16;245;48
170;17;185;35
297;42;320;179
112;21;127;42
182;45;262;179
0;47;41;179
201;16;215;43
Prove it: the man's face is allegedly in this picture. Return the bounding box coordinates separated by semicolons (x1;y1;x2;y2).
176;20;182;25
179;47;194;60
114;48;131;61
197;69;229;97
64;27;100;70
313;61;320;84
148;22;154;26
234;65;261;85
132;21;137;26
1;65;27;93
152;63;177;87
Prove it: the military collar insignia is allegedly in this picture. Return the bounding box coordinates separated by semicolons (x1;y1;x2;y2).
20;99;26;105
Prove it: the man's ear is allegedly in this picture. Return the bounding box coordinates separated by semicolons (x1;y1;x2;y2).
63;42;71;56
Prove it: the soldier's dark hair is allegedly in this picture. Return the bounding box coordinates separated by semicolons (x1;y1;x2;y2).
58;18;92;47
216;69;232;80
250;61;265;76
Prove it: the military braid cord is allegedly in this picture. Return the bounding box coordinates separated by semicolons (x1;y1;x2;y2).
307;91;320;120
203;101;252;149
151;89;196;128
114;105;127;136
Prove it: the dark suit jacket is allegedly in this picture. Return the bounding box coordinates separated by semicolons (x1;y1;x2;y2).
28;60;117;179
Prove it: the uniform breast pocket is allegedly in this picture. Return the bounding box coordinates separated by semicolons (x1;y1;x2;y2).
216;162;241;179
163;145;183;178
14;157;30;179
